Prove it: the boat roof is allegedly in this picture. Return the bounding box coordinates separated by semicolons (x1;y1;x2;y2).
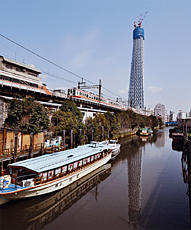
8;143;110;173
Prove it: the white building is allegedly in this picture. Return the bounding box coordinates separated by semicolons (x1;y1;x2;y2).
169;111;176;121
187;110;191;118
177;110;187;119
154;103;168;122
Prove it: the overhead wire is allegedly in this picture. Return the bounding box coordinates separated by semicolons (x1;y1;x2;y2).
0;33;128;102
43;71;76;84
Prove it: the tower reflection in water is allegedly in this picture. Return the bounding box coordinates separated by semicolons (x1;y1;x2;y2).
128;147;143;227
0;164;111;230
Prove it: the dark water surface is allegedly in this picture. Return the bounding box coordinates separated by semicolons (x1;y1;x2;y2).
0;127;190;230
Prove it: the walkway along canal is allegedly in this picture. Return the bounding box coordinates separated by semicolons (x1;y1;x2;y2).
0;127;190;230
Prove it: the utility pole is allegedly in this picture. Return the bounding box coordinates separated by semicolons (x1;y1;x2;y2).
99;79;101;103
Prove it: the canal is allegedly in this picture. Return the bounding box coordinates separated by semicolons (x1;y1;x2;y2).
0;127;190;230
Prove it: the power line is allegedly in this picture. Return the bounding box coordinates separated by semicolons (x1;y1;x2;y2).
43;71;76;84
0;33;127;101
0;33;96;84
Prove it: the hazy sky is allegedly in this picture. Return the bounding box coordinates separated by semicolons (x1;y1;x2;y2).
0;0;190;115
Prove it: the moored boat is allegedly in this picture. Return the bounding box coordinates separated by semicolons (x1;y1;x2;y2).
0;142;111;204
108;139;121;160
137;128;149;136
147;127;153;135
172;132;184;144
137;127;153;136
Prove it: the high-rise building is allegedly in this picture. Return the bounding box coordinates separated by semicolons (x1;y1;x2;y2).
154;103;168;122
128;24;144;108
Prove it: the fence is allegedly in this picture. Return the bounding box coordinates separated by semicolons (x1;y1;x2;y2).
0;130;44;159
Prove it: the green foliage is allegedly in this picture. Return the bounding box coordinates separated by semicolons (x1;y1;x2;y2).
85;112;121;141
149;115;158;129
105;112;121;137
4;97;50;133
85;116;100;141
60;100;83;123
51;100;85;145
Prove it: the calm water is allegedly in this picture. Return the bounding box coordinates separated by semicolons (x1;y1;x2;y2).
0;127;190;230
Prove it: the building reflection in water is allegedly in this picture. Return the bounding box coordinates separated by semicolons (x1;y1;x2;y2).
0;164;111;230
128;147;143;228
154;131;165;148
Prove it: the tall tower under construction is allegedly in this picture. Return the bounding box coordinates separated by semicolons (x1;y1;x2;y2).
128;19;145;109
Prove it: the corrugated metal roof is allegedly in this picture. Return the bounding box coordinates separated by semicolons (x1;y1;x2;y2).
8;143;109;173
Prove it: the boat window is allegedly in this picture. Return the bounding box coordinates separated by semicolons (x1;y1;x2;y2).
83;159;87;165
62;166;67;173
79;160;83;167
87;157;90;163
74;162;78;169
67;155;73;158
55;168;61;176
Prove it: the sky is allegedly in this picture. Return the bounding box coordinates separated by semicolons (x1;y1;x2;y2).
0;0;191;116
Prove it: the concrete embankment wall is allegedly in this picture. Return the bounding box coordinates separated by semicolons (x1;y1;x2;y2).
114;128;138;139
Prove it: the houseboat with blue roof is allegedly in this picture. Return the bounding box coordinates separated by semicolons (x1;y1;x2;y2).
0;142;111;204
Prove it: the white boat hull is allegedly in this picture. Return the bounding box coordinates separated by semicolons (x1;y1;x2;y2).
0;153;111;202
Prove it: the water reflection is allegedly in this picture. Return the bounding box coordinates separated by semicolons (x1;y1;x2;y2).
120;136;144;228
0;164;111;230
181;151;189;183
154;130;165;148
124;130;166;228
172;141;184;152
128;148;142;225
181;150;191;228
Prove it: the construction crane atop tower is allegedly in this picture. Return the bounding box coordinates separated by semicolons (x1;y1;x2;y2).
134;16;138;28
134;11;148;28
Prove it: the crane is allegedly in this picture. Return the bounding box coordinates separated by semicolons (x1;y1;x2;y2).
134;16;138;28
138;11;148;27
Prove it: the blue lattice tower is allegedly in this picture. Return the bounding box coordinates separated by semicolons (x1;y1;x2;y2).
128;26;144;108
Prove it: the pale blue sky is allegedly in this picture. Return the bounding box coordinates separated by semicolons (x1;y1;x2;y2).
0;0;190;115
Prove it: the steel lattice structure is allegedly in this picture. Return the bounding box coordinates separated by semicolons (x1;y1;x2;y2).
128;26;144;108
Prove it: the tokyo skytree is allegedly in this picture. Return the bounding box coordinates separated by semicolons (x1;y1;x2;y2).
128;16;146;109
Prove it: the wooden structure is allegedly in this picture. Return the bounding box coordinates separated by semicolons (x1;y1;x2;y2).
0;129;67;175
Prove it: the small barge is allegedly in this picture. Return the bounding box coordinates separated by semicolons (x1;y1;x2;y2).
137;127;153;137
107;140;121;160
0;142;111;204
172;132;184;144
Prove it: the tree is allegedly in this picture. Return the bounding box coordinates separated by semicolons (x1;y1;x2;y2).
51;100;85;146
105;112;121;138
60;100;83;123
4;97;50;133
149;115;158;130
85;116;99;142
